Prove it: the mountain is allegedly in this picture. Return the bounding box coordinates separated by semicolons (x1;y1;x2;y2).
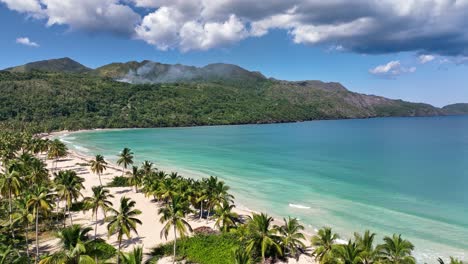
5;57;91;74
0;58;461;132
442;103;468;115
94;60;266;84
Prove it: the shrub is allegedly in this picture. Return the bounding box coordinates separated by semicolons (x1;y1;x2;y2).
107;176;131;187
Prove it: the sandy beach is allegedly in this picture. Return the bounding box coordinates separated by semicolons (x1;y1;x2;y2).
43;131;315;263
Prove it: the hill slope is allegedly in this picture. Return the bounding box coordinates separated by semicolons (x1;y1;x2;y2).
5;57;91;73
0;70;445;132
95;60;266;84
442;103;468;115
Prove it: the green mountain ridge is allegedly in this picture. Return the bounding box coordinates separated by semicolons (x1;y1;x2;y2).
442;103;468;115
0;58;464;132
5;57;91;74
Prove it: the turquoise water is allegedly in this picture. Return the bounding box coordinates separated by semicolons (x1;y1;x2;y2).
60;116;468;262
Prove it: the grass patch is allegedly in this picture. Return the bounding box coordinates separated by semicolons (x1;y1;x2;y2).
149;233;242;264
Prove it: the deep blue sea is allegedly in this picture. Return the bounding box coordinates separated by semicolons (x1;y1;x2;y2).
60;116;468;262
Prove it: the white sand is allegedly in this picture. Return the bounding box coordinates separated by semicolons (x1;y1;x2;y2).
41;132;315;264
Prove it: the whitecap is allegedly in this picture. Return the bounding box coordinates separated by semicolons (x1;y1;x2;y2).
289;203;311;209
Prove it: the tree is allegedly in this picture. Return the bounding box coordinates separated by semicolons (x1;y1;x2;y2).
12;197;34;260
141;160;155;175
54;170;85;225
107;197;142;264
84;185;114;263
354;230;377;264
205;176;234;221
47;139;67;172
127;166;142;192
25;158;49;186
214;201;238;232
0;161;23;237
159;195;192;264
120;246;143;264
334;240;363;264
438;257;464;264
377;234;415;264
27;185;54;264
233;247;250;264
246;213;282;263
275;217;306;259
39;225;95;264
117;148;134;177
311;227;339;263
89;154;107;186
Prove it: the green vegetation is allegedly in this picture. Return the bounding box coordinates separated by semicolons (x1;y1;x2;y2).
149;233;242;264
0;131;465;264
0;70;448;133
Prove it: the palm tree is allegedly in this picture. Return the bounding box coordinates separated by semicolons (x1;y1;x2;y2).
0;162;23;237
84;186;114;239
12;197;34;260
107;197;142;264
89;154;107;186
25;158;49;186
206;176;234;221
377;234;415;264
117;148;134;176
354;230;377;264
54;170;85;225
39;225;95;264
47;139;68;172
120;246;143;264
335;240;363;264
159;195;193;264
27;185;54;264
275;217;306;258
141;160;155;175
246;213;282;263
214;201;238;232
233;247;250;264
438;257;464;264
127;166;142;192
311;227;339;263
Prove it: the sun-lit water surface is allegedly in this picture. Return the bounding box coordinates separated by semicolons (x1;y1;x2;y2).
60;116;468;262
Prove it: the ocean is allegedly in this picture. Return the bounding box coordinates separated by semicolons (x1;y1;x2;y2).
60;116;468;262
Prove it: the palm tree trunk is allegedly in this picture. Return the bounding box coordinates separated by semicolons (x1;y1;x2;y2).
117;235;122;264
94;212;98;263
25;223;30;260
206;206;211;223
68;203;73;225
199;201;203;220
173;224;177;264
98;173;102;186
35;209;39;264
9;188;14;238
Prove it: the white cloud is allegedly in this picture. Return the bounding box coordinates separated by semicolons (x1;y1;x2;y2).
0;0;43;15
3;0;468;54
369;60;416;78
16;37;39;47
418;54;435;64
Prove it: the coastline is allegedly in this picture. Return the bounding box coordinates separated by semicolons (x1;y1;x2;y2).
46;130;316;263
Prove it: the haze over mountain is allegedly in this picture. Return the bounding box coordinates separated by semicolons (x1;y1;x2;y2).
1;58;467;131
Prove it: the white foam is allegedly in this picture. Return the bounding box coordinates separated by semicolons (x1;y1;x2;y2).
289;203;311;209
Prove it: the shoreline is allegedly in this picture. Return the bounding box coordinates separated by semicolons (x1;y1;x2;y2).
44;131;316;263
49;130;320;238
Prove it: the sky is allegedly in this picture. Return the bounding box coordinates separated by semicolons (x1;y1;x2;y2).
0;1;467;107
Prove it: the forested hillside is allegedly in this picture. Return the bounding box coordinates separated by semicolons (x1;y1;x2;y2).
0;69;446;132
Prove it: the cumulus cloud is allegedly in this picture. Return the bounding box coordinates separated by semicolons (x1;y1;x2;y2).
16;37;39;47
369;61;416;78
2;0;468;54
418;54;435;64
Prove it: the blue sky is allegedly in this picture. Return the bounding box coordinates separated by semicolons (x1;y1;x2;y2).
1;1;467;107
